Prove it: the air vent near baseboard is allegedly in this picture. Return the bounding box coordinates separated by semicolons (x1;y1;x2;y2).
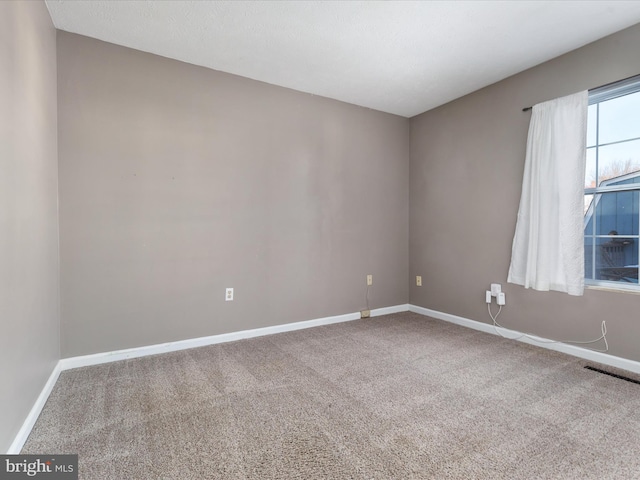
584;366;640;385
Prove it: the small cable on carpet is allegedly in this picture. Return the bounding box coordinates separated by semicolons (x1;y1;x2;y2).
488;304;608;352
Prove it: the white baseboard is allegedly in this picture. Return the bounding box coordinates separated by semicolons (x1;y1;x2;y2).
409;304;640;375
59;304;409;371
371;304;409;316
7;361;62;454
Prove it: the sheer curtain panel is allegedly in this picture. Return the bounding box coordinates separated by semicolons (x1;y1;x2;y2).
508;90;588;296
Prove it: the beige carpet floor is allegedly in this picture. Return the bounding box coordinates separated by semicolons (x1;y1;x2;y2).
23;312;640;479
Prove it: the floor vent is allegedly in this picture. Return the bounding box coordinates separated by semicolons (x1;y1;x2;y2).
584;366;640;385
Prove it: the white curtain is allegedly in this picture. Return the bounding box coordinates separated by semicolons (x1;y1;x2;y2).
508;90;588;296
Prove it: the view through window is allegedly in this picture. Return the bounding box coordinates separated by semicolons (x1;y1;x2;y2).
584;75;640;288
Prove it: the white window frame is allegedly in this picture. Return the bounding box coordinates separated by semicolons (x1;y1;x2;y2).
584;74;640;291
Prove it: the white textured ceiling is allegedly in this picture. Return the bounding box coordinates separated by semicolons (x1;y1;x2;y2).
45;1;640;118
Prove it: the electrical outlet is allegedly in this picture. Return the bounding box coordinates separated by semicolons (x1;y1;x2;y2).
225;287;234;301
416;276;422;286
490;283;502;297
361;310;371;318
367;274;373;286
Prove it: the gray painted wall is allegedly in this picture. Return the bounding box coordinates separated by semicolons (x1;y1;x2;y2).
0;1;59;453
57;32;410;357
410;23;640;362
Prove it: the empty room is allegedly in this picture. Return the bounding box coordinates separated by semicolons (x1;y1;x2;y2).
3;0;640;478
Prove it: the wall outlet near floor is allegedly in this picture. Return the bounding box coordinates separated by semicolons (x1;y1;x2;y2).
361;309;371;318
225;288;234;301
367;274;373;286
416;275;422;286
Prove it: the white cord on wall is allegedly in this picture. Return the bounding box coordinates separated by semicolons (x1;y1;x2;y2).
487;304;609;353
365;284;370;311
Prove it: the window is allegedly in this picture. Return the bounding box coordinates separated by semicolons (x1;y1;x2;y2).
584;75;640;289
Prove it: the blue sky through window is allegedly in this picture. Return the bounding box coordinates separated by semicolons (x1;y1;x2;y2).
586;91;640;189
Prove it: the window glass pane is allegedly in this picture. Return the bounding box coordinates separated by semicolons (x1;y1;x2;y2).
584;194;594;216
587;104;597;147
597;139;640;186
584;236;595;280
585;148;596;188
598;91;640;144
586;79;640;289
594;191;639;236
594;237;638;284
